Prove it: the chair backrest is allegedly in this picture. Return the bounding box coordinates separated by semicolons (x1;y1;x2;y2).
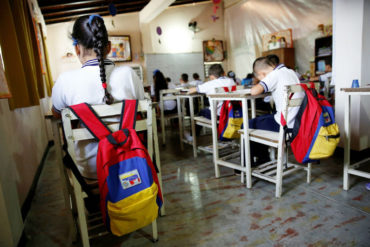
214;85;247;93
159;89;180;101
61;99;154;163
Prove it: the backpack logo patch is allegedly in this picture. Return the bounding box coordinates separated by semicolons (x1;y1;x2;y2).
119;169;142;189
323;112;331;124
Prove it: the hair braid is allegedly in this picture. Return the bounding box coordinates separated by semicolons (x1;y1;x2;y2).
89;17;114;104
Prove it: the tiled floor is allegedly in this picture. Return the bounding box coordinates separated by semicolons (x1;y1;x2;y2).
23;131;370;247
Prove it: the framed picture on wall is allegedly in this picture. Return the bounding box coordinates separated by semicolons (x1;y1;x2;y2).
107;35;132;62
203;40;224;62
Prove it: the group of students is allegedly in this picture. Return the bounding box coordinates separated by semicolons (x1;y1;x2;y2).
51;14;303;178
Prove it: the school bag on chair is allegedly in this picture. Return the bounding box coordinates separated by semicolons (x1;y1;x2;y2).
68;100;163;236
282;83;340;163
218;86;243;141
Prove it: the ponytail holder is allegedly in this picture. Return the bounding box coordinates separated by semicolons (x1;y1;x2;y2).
89;14;102;25
102;82;107;89
72;37;78;46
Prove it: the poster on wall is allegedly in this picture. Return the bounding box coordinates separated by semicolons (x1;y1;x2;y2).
107;35;132;62
0;50;11;98
262;29;293;51
203;40;224;62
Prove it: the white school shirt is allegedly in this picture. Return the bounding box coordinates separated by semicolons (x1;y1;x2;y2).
189;79;203;87
52;59;145;179
259;64;303;128
150;84;177;111
197;77;236;115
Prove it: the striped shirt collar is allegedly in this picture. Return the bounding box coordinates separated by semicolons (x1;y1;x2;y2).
81;58;115;68
274;64;285;70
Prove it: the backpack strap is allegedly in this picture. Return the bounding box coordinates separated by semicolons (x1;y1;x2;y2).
69;103;112;141
119;100;139;130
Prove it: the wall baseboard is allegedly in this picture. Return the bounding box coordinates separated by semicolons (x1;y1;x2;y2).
20;141;54;220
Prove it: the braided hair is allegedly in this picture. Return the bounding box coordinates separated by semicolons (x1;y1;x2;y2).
71;15;114;104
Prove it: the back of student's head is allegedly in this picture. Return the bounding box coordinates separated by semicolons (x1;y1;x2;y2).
181;73;188;82
193;73;200;80
72;15;113;104
266;54;280;67
208;64;224;78
253;57;275;73
227;71;236;79
246;73;254;79
153;70;167;100
166;77;171;83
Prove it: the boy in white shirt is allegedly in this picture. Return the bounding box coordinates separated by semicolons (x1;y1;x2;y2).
189;64;235;118
249;57;302;164
189;73;203;87
180;73;189;87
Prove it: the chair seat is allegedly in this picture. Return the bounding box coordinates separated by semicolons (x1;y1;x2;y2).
194;116;219;126
239;129;279;144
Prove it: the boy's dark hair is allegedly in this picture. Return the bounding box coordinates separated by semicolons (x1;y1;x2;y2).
153;70;168;101
181;73;188;82
72;15;113;104
166;77;171;83
246;73;254;79
267;54;280;67
208;64;224;78
193;73;200;80
253;57;275;73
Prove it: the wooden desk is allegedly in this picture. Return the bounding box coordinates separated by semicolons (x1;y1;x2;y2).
341;87;370;190
176;93;204;158
207;92;269;183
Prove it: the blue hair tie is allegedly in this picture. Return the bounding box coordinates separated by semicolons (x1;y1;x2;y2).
89;14;102;25
153;69;160;75
72;37;78;46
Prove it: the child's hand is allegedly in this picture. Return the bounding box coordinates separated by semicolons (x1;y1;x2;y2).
187;87;197;94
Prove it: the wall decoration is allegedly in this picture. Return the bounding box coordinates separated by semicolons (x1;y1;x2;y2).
107;35;132;62
262;29;293;51
0;50;11;98
156;26;162;44
211;0;221;22
203;40;224;62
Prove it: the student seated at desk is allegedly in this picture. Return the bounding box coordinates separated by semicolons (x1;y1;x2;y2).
189;73;203;87
188;64;236;119
250;56;303;164
51;15;145;179
151;70;177;115
166;77;177;89
227;70;241;85
179;73;190;87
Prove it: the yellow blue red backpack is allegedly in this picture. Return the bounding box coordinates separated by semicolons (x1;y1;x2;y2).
68;100;163;236
282;83;340;163
218;86;243;140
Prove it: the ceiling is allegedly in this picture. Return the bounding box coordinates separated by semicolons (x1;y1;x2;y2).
38;0;211;25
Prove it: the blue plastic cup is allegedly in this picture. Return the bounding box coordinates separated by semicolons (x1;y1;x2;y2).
352;79;359;88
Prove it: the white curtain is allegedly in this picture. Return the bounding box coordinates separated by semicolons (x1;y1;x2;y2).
225;0;332;78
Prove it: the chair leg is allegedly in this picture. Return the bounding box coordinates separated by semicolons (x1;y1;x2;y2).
240;136;245;184
307;163;312;184
275;147;284;198
72;177;90;247
152;219;158;242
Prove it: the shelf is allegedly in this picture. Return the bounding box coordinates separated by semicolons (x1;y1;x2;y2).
315;54;332;58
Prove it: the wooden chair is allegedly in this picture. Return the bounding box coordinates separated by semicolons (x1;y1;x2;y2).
159;89;180;145
61;100;164;247
240;83;319;197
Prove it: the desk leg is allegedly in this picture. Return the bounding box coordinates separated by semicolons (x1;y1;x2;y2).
200;96;206;135
160;99;166;145
190;97;197;158
343;94;351;190
51;121;70;210
251;99;256;119
210;99;220;178
242;98;252;189
177;97;184;151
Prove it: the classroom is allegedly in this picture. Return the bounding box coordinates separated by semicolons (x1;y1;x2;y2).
0;0;369;246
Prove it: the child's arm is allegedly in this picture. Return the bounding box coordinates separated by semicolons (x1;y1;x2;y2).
251;84;264;95
188;87;198;94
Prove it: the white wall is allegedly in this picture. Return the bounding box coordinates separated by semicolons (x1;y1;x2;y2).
224;0;332;78
141;2;225;54
0;99;48;246
333;0;370;150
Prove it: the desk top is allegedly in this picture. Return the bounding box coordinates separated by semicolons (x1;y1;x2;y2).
207;92;270;99
341;87;370;93
176;93;204;97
